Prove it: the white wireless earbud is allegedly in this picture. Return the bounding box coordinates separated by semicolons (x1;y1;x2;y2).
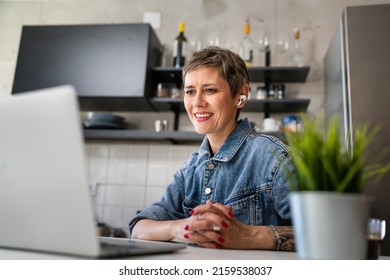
237;95;247;108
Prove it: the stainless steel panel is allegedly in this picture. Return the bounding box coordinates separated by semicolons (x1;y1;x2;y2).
325;3;390;256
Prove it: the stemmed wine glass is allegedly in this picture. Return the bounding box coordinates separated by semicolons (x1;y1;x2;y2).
275;34;290;66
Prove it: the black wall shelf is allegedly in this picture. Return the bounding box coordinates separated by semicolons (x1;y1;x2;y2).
152;66;310;85
242;98;310;112
248;66;310;83
150;97;309;113
84;129;285;144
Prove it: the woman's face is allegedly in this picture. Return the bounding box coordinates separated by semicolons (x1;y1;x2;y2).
184;67;240;140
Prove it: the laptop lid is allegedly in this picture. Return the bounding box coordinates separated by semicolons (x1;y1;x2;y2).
0;85;186;258
0;86;101;257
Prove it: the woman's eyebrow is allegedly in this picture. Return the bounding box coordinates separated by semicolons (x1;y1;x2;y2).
184;83;217;89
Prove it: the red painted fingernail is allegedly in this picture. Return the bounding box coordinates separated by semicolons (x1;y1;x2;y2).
221;221;229;229
184;233;189;239
184;225;189;230
215;244;223;249
229;211;235;218
189;209;195;215
218;237;225;244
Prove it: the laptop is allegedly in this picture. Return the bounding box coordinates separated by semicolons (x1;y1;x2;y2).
0;85;185;258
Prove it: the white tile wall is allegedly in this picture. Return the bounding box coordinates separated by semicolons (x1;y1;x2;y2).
86;143;198;236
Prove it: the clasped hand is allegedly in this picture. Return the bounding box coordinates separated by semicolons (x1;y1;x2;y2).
180;200;246;249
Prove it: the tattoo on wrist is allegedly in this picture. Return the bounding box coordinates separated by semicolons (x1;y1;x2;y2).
271;226;295;251
270;225;282;250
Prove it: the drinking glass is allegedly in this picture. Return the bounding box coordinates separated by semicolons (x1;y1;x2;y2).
275;34;290;66
367;218;386;260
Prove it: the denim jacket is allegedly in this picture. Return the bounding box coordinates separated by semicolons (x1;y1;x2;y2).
129;118;295;235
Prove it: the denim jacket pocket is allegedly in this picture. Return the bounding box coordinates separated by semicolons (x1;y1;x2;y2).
225;187;265;225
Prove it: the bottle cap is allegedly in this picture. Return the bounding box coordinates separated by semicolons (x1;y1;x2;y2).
244;18;250;34
293;28;300;39
179;21;185;32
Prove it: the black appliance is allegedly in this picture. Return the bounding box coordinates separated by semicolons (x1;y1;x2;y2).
12;23;161;111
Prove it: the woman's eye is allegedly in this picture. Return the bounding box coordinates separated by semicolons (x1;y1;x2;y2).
204;88;216;94
185;90;195;96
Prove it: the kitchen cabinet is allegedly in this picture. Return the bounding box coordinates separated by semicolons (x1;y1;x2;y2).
84;66;310;143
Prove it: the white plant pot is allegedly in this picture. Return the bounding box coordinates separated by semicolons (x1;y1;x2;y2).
289;191;372;259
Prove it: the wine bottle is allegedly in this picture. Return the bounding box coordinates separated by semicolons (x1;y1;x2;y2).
290;27;304;67
173;21;187;68
264;40;271;67
239;18;253;67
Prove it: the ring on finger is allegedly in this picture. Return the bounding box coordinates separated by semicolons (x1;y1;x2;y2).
212;224;221;231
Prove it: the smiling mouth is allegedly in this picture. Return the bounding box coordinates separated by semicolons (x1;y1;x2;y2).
194;113;213;119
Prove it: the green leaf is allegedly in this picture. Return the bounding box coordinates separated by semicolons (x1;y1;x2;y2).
285;114;390;193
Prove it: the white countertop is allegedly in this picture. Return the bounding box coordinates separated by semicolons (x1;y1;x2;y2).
0;244;389;260
0;245;296;260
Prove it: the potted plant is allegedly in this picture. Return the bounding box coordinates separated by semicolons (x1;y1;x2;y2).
285;114;390;259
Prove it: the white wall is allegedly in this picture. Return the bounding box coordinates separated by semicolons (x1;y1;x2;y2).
1;0;390;235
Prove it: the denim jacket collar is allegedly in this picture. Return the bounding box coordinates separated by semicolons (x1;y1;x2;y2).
196;118;253;165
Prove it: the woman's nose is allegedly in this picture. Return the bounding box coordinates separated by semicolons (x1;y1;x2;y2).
193;92;206;107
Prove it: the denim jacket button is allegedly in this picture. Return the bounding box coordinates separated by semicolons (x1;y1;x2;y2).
204;187;213;194
207;163;215;170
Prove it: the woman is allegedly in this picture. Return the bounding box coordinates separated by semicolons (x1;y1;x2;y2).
129;46;295;251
